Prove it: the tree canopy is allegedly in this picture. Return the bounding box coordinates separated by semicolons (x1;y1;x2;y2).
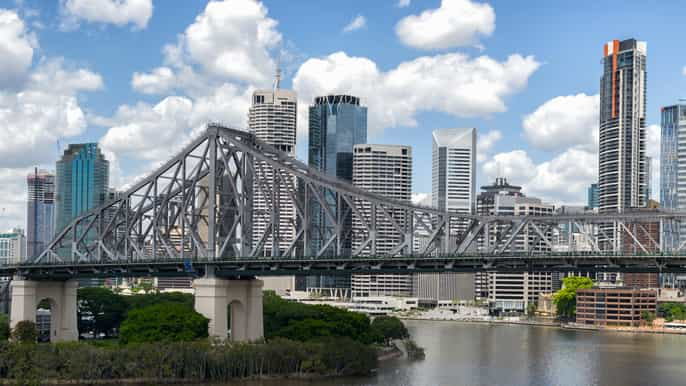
370;316;409;344
77;287;129;337
658;302;686;322
119;302;208;344
552;276;593;320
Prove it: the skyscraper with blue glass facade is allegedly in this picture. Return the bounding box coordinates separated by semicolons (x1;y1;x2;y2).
661;104;686;249
587;183;599;209
27;169;55;259
306;95;367;290
55;143;109;234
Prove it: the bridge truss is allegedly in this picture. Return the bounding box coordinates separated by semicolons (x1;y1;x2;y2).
20;125;686;277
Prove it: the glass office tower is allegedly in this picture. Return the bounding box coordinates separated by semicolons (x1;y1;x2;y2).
55;143;109;234
306;95;367;291
661;104;686;249
26;169;55;259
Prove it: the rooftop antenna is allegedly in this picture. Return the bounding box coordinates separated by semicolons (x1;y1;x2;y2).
273;48;282;92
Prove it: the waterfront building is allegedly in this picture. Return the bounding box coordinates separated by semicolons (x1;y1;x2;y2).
660;103;686;249
0;229;26;265
587;183;599;210
55;143;109;234
351;144;412;297
412;273;474;302
576;287;656;327
306;95;367;290
475;178;555;313
26;169;55;259
598;39;647;214
248;69;298;294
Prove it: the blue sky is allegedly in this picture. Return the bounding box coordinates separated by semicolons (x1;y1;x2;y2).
0;0;685;230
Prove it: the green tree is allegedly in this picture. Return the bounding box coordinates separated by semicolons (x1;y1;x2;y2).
11;320;37;344
658;302;686;322
553;276;593;320
641;311;655;326
124;292;194;310
77;287;128;337
370;316;409;345
119;302;209;344
0;314;10;341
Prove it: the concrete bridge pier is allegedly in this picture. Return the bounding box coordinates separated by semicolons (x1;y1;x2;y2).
10;280;79;342
193;277;264;342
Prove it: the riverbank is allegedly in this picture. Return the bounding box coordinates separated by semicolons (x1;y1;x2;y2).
399;314;686;336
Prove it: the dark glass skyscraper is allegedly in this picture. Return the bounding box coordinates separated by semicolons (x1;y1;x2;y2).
26;169;55;259
55;143;109;234
306;95;367;290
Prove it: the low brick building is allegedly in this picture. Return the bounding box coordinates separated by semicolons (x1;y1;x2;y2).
576;288;657;327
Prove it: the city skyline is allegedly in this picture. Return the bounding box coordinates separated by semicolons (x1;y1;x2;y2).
1;0;686;232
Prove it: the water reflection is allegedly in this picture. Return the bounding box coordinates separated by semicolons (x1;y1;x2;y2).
204;320;686;386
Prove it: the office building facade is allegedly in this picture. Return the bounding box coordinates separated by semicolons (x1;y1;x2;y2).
414;129;477;301
0;229;25;265
307;95;367;290
475;178;555;312
576;288;656;327
351;144;412;297
55;143;109;234
598;39;647;213
26;169;55;259
248;83;298;256
587;183;599;210
661;104;686;249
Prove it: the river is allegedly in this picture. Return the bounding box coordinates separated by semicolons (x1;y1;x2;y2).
231;319;686;386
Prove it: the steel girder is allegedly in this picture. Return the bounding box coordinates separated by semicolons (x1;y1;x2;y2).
34;124;686;265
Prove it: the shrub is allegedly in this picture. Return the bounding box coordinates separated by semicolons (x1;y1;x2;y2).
11;321;37;344
0;314;10;341
119;302;209;344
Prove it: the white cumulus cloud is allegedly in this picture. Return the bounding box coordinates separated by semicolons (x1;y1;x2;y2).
395;0;495;50
483;147;597;205
397;0;411;7
131;66;175;94
61;0;153;29
343;15;366;33
523;93;599;152
293;51;539;139
477;129;502;162
0;9;36;88
0;58;103;168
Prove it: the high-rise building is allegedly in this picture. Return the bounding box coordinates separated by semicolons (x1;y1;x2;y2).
431;128;476;217
248;69;298;294
307;95;367;290
598;39;647;213
414;129;477;302
55;143;109;234
26;169;55;259
660;103;686;249
351;144;412;297
0;229;26;265
249;83;297;256
587;183;599;210
645;156;652;203
476;178;555;313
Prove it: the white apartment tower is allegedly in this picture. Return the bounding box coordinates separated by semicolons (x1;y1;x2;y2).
248;69;297;294
351;144;413;297
598;39;647;213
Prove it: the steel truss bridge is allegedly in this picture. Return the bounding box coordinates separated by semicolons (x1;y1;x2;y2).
7;124;686;280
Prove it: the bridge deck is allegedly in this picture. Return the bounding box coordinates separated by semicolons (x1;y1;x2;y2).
6;253;686;280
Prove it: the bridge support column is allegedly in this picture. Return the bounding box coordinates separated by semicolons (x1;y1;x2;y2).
10;280;78;342
193;278;263;342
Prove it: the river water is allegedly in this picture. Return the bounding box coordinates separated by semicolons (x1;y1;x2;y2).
233;320;686;386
